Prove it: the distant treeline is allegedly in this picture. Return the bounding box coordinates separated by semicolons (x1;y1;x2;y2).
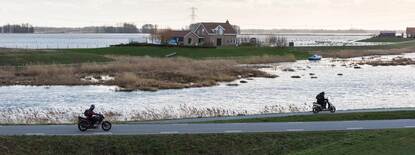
90;23;139;33
0;24;34;33
242;29;375;34
35;23;158;34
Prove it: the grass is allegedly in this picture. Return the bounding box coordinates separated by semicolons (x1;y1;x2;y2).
358;37;415;42
205;111;415;123
1;129;415;155
1;40;415;66
65;46;310;60
0;51;111;66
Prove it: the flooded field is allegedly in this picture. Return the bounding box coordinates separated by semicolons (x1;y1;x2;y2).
0;33;149;49
0;33;380;49
1;53;415;124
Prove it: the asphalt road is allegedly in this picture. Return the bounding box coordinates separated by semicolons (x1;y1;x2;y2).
1;119;415;136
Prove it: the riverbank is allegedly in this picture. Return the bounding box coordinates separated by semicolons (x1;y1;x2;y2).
203;110;415;124
1;129;415;155
1;41;415;91
357;36;415;42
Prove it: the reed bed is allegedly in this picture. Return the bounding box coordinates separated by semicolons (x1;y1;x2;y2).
0;57;271;91
0;104;311;124
317;48;414;58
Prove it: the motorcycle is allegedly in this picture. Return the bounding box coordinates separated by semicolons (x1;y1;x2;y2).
78;114;112;132
312;100;336;114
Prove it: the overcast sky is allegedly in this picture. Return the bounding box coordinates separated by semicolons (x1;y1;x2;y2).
1;0;415;30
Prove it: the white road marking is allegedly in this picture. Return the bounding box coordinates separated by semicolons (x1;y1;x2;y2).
346;127;364;130
25;133;46;136
224;130;243;133
404;126;415;128
93;132;113;135
288;122;305;124
160;131;179;134
172;124;189;126
286;129;305;132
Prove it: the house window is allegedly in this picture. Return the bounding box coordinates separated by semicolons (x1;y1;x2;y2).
188;38;192;44
218;29;224;35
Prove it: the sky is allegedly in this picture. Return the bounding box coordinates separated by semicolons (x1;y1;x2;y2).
1;0;415;30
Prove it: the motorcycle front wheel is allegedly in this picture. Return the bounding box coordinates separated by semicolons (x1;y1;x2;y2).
102;121;112;131
329;106;336;113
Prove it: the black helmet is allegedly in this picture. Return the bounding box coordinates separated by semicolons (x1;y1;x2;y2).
90;104;95;110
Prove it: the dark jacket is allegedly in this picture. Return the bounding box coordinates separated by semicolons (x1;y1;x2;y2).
84;109;97;118
316;92;325;102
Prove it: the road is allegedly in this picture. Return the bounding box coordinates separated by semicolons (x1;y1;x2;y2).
1;119;415;136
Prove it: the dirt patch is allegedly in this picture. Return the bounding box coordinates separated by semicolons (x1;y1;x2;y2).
356;57;415;66
316;48;415;58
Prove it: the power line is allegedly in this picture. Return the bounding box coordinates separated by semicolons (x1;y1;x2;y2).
190;7;197;24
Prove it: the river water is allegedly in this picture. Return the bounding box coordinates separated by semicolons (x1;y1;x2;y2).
0;33;380;49
1;53;415;124
0;33;150;49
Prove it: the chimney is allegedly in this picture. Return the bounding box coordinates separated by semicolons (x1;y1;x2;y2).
226;20;230;24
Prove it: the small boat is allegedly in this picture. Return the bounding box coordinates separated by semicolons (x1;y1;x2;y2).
308;54;322;61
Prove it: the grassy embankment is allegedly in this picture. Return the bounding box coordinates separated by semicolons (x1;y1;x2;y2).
1;129;415;155
358;36;415;42
205;111;415;123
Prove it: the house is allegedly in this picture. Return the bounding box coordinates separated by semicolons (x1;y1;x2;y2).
378;31;396;37
166;30;190;46
184;20;238;47
407;27;415;38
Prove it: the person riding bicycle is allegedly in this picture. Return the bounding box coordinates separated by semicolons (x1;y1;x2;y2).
316;92;329;109
84;105;98;126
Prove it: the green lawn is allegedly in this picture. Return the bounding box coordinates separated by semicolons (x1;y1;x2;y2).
66;46;310;59
1;40;415;66
206;111;415;123
0;47;310;66
1;129;415;155
358;37;415;42
0;52;112;66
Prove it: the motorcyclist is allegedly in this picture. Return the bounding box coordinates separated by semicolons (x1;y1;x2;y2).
84;105;98;126
316;92;328;109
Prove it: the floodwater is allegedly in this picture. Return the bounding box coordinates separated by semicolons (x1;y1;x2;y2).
238;33;385;46
0;33;149;49
0;33;381;49
1;53;415;124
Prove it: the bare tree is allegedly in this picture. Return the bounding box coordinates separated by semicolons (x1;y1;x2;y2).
266;35;287;48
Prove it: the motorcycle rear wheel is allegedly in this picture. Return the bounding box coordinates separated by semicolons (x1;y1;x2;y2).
312;107;320;114
102;121;112;131
78;120;89;132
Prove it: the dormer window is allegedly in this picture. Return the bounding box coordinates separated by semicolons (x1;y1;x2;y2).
218;28;224;35
213;25;225;35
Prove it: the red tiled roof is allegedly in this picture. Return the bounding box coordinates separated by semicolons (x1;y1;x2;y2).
407;27;415;33
199;22;237;34
170;30;190;37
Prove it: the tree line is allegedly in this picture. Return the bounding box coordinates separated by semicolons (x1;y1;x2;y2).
0;24;34;33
